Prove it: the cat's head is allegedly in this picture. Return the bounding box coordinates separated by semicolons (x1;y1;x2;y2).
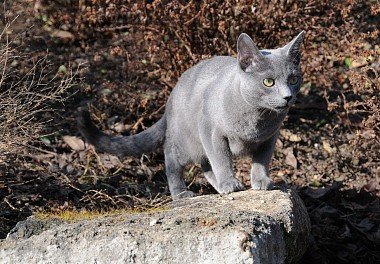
237;31;305;112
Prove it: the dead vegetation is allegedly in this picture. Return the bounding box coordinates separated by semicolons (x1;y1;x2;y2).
0;19;79;156
0;1;379;263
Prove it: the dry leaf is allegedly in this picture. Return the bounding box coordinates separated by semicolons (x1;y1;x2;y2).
57;153;68;169
276;138;283;148
284;147;297;169
62;136;85;151
322;140;336;154
363;180;379;193
99;154;122;169
289;134;302;142
280;129;301;142
51;30;75;41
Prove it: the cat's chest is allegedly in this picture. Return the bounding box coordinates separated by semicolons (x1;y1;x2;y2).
228;137;258;156
227;112;284;142
227;120;280;156
224;114;283;156
227;127;278;157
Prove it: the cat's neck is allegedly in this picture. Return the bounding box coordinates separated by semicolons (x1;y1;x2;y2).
220;73;287;141
223;73;265;118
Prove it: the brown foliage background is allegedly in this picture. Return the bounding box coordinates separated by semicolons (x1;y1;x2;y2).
43;0;379;134
0;21;79;155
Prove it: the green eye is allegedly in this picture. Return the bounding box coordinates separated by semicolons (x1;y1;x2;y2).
289;76;299;85
263;78;275;87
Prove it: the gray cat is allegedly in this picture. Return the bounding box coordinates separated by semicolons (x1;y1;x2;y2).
77;31;305;199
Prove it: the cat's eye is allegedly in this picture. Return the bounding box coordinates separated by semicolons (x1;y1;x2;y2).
263;78;275;87
289;76;299;85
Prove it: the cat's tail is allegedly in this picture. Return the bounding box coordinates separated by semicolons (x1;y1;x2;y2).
76;106;166;157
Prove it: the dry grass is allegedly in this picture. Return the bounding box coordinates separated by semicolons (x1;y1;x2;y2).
0;19;80;156
35;206;168;222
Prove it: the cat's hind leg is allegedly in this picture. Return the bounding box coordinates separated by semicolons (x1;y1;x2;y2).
164;146;194;199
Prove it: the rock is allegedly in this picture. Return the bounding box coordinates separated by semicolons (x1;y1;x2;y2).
0;189;310;264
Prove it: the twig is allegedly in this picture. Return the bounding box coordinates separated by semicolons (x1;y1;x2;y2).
4;198;21;211
18;143;57;156
148;104;165;119
172;30;196;62
95;24;160;34
159;78;175;89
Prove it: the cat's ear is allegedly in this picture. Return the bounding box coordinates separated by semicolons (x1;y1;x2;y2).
282;31;305;64
237;33;265;72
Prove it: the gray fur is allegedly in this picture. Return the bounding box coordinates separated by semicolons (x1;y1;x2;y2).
77;32;305;199
77;107;166;156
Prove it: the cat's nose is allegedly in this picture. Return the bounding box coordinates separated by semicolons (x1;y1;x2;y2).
283;96;292;103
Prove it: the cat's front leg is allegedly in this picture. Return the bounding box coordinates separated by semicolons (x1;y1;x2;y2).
199;126;245;194
251;133;278;190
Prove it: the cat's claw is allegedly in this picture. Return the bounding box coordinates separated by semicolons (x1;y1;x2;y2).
251;178;274;190
172;190;195;200
217;178;245;194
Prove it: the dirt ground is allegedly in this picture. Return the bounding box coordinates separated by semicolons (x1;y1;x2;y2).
0;1;379;263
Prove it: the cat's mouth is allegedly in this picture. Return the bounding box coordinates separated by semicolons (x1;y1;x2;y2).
274;105;289;110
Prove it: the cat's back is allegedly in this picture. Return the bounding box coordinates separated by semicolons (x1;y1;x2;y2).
184;56;236;80
168;56;236;113
197;55;236;70
173;56;236;97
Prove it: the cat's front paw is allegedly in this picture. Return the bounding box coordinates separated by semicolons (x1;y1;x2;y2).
251;177;274;190
217;178;245;194
172;190;195;200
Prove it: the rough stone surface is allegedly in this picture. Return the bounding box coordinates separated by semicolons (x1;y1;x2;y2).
0;189;310;264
